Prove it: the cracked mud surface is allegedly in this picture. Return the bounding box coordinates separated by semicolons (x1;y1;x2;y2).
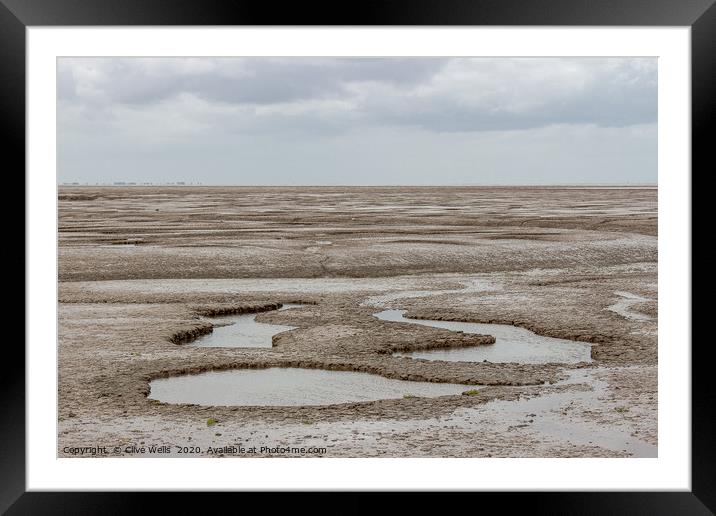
58;186;657;457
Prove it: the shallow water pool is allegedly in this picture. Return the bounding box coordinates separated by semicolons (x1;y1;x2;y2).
148;367;474;406
375;309;591;364
190;304;303;348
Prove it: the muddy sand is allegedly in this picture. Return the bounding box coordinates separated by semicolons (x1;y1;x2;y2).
58;186;657;457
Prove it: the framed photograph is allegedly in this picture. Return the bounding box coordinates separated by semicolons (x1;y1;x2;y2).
7;0;711;511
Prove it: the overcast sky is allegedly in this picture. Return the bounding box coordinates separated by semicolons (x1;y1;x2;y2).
58;57;657;185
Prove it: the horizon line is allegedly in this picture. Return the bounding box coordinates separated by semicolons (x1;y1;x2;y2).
58;183;658;188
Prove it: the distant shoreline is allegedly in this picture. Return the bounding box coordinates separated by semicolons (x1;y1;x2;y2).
58;184;658;189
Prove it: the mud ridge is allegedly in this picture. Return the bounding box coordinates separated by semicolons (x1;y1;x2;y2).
193;302;283;317
168;324;213;345
385;333;495;353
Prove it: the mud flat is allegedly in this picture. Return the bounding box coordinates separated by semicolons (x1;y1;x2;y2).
58;186;657;457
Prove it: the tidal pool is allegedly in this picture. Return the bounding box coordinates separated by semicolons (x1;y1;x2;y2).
375;309;591;364
190;304;303;348
148;367;474;406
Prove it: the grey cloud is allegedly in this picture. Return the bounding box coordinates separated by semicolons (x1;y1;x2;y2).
355;58;657;132
57;57;657;185
369;89;657;132
58;57;448;106
58;57;655;133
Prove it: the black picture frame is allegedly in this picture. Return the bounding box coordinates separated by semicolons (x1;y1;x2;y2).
4;0;711;512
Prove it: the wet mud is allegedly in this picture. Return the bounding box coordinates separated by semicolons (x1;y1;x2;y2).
58;186;657;457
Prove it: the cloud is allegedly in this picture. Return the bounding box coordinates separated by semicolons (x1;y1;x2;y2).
351;58;656;131
57;57;657;184
58;57;656;131
58;57;448;106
